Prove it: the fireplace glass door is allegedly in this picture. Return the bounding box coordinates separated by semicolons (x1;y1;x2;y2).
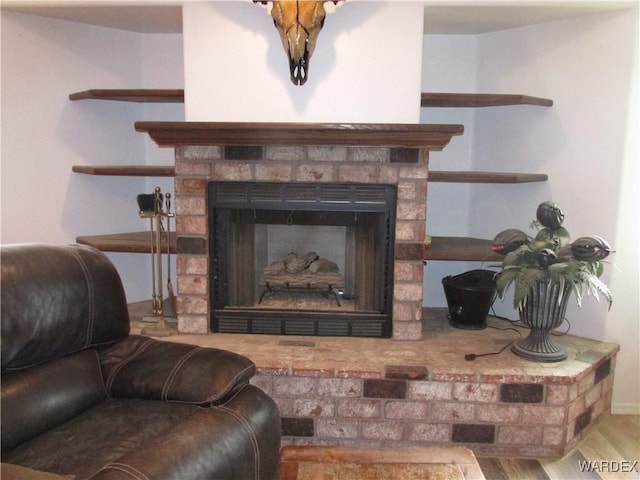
208;182;396;337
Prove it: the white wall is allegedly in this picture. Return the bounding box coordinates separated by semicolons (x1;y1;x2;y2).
421;8;639;413
0;11;184;302
473;9;639;414
182;1;424;122
140;33;185;202
420;34;479;307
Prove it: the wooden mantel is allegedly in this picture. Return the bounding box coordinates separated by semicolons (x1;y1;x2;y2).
134;122;464;150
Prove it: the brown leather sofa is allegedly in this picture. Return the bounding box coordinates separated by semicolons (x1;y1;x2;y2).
1;244;281;480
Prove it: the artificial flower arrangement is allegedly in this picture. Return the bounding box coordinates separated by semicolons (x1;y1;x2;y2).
492;201;613;310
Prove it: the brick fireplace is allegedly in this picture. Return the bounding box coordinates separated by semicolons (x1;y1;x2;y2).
133;121;618;457
135;121;464;339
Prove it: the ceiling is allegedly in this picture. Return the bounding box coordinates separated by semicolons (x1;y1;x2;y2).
1;1;637;35
423;2;637;34
1;4;184;33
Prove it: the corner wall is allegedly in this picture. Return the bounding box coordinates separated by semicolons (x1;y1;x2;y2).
419;8;638;413
470;9;639;413
0;11;184;302
420;34;478;308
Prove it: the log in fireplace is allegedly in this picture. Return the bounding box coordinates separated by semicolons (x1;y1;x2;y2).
209;181;396;337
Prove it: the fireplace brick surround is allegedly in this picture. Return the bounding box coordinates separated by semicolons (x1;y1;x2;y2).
141;121;467;339
174;143;428;338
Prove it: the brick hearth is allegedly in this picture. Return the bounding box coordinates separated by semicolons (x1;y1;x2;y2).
130;307;618;458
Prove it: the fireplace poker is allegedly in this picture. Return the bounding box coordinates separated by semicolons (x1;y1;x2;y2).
153;187;163;316
165;192;176;316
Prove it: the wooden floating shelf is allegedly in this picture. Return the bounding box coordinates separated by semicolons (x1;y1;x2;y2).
72;165;175;177
68;89;553;108
77;231;176;254
69;89;184;103
424;236;502;262
421;92;553;108
76;232;500;263
70;88;552;262
429;171;548;184
134;122;464;150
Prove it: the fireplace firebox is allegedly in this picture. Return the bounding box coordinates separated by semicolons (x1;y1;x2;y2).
208;181;396;337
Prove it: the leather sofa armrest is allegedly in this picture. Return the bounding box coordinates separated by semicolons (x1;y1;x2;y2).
99;336;255;405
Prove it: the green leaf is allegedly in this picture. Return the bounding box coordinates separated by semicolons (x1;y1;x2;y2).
502;249;521;267
495;274;508;297
556;276;567;305
568;275;583;306
548;262;569;275
513;269;546;309
552;226;571;239
584;274;614;310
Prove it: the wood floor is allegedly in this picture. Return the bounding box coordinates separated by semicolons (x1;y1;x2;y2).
478;415;640;480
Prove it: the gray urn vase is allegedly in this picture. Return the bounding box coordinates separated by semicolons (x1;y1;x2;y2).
511;280;571;362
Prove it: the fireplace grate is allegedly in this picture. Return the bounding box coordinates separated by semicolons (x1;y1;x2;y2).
215;313;389;337
210;182;393;212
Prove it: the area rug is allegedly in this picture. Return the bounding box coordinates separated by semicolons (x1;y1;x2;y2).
278;446;486;480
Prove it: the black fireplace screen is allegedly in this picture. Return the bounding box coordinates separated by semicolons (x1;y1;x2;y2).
208;182;396;337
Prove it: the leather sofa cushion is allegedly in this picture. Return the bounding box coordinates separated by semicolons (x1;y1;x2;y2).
1;349;107;451
100;335;256;405
91;386;281;480
4;387;281;480
2;398;199;479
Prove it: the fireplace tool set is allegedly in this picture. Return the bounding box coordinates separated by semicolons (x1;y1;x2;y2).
137;186;175;337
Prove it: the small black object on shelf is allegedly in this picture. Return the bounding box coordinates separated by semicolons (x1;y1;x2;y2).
442;270;496;330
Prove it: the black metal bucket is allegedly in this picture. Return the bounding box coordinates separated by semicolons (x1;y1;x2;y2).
442;270;497;330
